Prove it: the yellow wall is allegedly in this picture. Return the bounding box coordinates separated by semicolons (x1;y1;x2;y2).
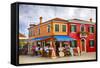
29;21;68;39
53;22;68;35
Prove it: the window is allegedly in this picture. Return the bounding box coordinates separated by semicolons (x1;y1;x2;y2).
81;25;85;32
33;32;35;36
62;25;66;32
55;24;59;32
47;24;51;32
70;40;77;47
89;25;94;33
71;25;76;32
38;28;40;35
90;40;94;47
29;30;32;36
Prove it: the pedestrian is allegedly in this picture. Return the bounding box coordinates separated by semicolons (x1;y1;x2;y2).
32;45;36;55
40;46;43;56
45;46;49;57
58;46;64;57
35;46;39;56
77;46;81;56
70;46;74;56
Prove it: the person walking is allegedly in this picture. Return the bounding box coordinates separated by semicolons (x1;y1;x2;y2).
77;46;81;56
70;46;74;56
35;46;39;56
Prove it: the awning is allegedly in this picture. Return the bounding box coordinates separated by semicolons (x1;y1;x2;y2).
32;36;50;41
54;35;74;41
32;35;74;41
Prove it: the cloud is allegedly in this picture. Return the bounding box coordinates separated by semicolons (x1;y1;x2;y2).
19;4;96;37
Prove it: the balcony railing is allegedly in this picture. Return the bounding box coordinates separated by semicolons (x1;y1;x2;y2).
79;31;88;38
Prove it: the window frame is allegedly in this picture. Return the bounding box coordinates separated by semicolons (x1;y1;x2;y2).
38;28;40;35
62;24;66;32
89;25;94;33
47;24;51;33
80;24;86;32
70;40;77;48
89;39;95;48
55;24;59;32
70;24;77;33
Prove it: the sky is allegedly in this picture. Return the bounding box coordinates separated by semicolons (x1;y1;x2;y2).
19;4;96;37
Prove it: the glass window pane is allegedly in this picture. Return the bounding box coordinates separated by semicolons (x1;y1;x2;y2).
62;25;66;32
71;40;77;47
90;40;94;47
47;24;50;32
55;24;59;32
90;26;94;33
71;25;76;32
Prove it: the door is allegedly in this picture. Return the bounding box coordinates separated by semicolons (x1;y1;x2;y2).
55;41;60;56
81;39;86;52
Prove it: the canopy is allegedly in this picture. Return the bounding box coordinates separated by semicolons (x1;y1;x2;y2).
54;35;74;41
32;35;74;41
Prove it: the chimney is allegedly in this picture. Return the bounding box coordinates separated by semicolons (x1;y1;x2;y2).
89;18;92;22
40;16;42;24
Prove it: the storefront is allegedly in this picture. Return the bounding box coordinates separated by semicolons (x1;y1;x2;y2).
30;35;74;58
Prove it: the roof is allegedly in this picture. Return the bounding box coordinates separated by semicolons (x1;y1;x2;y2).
68;19;95;24
44;17;68;23
32;35;74;41
28;18;96;29
19;33;26;37
29;17;69;27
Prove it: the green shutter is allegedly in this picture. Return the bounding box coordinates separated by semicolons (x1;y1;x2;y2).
71;40;77;47
71;25;76;32
62;25;66;32
90;40;94;47
55;24;59;32
90;26;94;33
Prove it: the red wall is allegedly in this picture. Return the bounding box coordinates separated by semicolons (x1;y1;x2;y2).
67;23;96;52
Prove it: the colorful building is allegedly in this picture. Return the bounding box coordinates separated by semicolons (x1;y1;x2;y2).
67;19;96;52
28;17;96;57
19;33;28;55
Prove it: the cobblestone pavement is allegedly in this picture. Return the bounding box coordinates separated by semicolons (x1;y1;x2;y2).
19;52;96;64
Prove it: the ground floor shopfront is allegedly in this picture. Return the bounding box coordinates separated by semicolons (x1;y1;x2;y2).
28;35;96;58
28;35;80;58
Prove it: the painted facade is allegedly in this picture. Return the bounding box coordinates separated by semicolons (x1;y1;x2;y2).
67;19;96;52
28;17;96;57
28;17;68;39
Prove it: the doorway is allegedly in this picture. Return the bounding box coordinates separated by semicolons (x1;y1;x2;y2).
55;41;60;56
81;39;86;52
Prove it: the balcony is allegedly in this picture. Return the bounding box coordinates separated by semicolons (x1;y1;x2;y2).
79;31;88;38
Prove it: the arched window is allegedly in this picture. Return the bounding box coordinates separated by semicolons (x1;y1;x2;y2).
81;25;85;32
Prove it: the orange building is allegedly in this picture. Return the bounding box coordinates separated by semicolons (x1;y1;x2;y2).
28;17;74;57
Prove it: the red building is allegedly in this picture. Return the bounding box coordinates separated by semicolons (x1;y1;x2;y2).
67;18;96;53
